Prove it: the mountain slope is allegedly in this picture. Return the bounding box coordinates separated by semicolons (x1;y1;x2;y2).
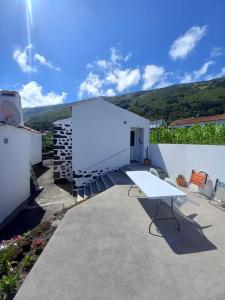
24;76;225;131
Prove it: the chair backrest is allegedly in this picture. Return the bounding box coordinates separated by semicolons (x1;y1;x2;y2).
164;177;200;207
190;170;208;188
212;179;225;204
149;168;159;177
164;177;177;188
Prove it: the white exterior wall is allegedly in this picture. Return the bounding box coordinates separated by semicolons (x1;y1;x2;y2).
72;99;149;189
149;143;225;196
0;126;31;224
30;132;42;165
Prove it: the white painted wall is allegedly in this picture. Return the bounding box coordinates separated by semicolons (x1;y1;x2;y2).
149;143;225;196
0;125;31;224
72;99;149;172
30;132;42;165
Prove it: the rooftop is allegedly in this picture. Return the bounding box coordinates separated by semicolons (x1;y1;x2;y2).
170;113;225;126
0;122;42;134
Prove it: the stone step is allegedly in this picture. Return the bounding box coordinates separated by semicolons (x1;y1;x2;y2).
101;174;114;189
76;189;84;202
107;170;130;185
90;181;98;195
84;184;91;199
96;178;106;192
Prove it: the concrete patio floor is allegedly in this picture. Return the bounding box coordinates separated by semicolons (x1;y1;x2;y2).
15;181;225;300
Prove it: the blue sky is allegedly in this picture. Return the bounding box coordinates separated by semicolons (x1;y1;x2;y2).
0;0;225;107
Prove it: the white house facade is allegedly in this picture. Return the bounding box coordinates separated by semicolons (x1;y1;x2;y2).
0;125;34;224
0;90;42;226
53;98;150;195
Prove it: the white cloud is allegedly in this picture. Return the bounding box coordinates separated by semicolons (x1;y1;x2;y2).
78;72;104;98
154;80;173;89
34;53;61;71
78;47;138;98
106;68;140;92
210;47;224;58
96;59;110;70
180;60;214;83
142;65;165;90
20;81;66;107
105;89;116;96
205;67;225;81
13;44;61;73
13;44;36;73
169;25;207;60
110;47;131;64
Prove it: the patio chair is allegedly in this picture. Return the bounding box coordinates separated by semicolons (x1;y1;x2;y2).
209;179;225;211
164;177;199;208
149;168;159;177
189;170;208;188
164;177;177;188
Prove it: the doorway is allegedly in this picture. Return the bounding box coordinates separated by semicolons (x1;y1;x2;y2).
130;128;144;163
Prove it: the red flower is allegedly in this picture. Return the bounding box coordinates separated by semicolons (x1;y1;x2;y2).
33;239;43;247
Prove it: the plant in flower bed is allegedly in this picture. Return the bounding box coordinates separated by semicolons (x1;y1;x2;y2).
0;221;56;299
150;123;225;145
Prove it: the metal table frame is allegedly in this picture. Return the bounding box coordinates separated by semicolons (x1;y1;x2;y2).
127;176;184;235
149;196;180;234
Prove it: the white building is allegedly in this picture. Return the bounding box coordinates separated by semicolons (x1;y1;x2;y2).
149;119;166;129
0;90;42;226
53;98;149;194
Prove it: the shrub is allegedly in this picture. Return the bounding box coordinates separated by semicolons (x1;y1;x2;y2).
22;254;36;271
150;124;225;145
0;272;19;298
0;245;17;276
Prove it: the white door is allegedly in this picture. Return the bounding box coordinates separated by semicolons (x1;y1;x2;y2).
130;130;136;161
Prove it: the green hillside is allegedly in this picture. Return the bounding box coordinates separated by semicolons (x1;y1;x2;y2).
24;76;225;132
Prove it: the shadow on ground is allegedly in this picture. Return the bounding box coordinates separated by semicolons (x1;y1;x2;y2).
0;192;45;242
34;165;50;178
54;182;73;195
138;198;217;255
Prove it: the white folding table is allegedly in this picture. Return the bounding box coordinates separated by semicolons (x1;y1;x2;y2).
126;171;186;232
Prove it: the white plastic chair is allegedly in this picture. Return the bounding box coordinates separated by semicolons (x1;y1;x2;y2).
164;177;177;188
149;168;159;177
164;177;199;207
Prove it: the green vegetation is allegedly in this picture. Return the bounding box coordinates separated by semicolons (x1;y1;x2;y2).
0;245;18;276
23;76;225;132
108;77;225;122
42;133;54;153
24;105;71;132
150;124;225;145
0;272;19;299
22;254;36;271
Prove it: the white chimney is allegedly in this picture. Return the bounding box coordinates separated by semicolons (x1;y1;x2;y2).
0;90;23;126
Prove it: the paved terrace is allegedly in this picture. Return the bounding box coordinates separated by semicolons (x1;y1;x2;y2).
15;172;225;300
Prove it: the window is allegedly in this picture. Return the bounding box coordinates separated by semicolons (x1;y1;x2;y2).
130;131;135;146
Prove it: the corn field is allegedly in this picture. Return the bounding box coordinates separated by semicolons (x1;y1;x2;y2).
150;124;225;145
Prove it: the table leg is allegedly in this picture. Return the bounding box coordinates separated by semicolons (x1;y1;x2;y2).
128;184;140;196
149;198;180;235
170;197;180;231
149;199;160;234
128;184;134;196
